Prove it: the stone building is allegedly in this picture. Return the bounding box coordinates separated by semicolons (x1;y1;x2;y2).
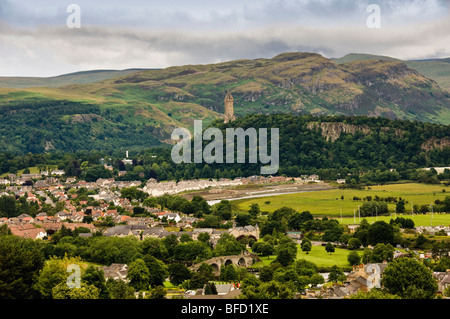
224;91;235;124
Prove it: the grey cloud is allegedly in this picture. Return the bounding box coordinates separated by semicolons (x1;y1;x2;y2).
0;0;449;76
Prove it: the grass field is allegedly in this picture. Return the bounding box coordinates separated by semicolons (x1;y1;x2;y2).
337;212;450;227
253;244;353;268
0;165;59;178
235;183;449;218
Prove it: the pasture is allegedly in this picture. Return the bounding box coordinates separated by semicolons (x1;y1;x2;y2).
235;183;450;226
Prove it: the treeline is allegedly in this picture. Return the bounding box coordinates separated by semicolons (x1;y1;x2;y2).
0;113;449;186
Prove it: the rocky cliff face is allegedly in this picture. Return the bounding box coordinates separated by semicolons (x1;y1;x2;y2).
307;122;371;142
421;137;450;151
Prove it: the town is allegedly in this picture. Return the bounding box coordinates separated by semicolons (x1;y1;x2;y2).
0;165;449;300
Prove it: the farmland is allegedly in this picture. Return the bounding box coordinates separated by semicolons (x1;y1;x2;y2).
253;244;352;268
235;183;450;226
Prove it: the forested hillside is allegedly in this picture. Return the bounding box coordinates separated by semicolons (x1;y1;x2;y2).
1;114;448;185
1;51;449;154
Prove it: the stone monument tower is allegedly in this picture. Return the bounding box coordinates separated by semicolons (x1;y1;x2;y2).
224;91;236;123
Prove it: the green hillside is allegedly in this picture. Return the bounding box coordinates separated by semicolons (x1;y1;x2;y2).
334;53;450;93
0;52;449;154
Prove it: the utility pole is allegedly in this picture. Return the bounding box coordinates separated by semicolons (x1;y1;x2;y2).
430;203;434;227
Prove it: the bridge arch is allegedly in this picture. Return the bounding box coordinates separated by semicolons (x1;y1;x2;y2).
189;253;261;273
210;263;219;274
224;259;233;267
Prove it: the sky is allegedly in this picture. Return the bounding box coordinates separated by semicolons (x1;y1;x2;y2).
0;0;449;77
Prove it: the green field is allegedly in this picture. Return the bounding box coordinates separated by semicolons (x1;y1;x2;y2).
235;183;449;218
235;183;450;226
0;165;58;178
338;212;450;227
253;244;353;268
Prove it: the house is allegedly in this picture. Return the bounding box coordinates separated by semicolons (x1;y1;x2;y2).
9;224;47;240
319;262;388;299
347;224;359;233
345;262;388;290
434;270;450;293
103;224;149;238
51;170;65;176
17;214;34;224
102;263;129;281
35;213;49;223
156;212;181;223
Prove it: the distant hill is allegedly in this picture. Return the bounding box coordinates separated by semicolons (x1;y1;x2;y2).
332;53;402;64
0;69;151;88
333;53;450;93
0;51;449;154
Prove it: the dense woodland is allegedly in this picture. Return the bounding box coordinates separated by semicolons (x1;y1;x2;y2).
0;113;449;186
0;99;161;154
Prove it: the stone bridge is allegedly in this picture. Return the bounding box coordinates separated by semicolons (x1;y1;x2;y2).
190;252;261;274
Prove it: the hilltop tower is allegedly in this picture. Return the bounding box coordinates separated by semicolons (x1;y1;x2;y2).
224;91;235;123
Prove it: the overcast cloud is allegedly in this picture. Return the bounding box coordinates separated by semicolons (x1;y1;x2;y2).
0;0;449;77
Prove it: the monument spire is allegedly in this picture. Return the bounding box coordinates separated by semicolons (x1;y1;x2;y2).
224;91;235;123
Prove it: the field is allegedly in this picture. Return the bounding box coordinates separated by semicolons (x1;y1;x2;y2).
338;213;450;227
0;165;59;178
253;244;353;268
235;183;450;226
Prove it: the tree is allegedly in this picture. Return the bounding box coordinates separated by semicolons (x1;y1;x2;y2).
259;266;274;282
168;263;192;286
36;256;84;299
310;273;325;287
361;247;373;264
0;235;44;298
85;236;141;265
275;238;297;267
213;200;232;220
240;277;295;299
382;258;438;299
204;282;218;295
347;238;362;250
288;211;313;230
52;282;100;299
248;203;260;219
214;233;245;257
353;219;370;247
235;212;252;227
347;251;361;266
174;241;211;264
300;238;312;254
143;255;168;288
197;232;211;244
221;264;238;282
367;221;394;245
147;285;166;299
325;242;335;255
126;259;151;291
106;279;135;299
81;265;109;299
328;265;346;283
371;243;394;262
350;289;400;299
396;199;406;214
